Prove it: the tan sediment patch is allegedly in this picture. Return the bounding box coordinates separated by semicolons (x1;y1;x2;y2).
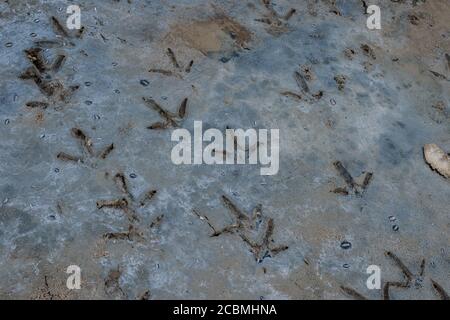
272;266;338;299
298;211;342;248
164;14;251;55
405;0;450;54
383;0;450;59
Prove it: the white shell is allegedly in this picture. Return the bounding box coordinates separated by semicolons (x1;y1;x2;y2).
424;144;450;179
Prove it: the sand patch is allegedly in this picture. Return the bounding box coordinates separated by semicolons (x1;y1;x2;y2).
165;15;251;55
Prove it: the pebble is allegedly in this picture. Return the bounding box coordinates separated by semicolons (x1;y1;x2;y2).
93;114;101;120
30;33;37;37
389;216;397;222
140;79;150;86
129;173;137;179
5;42;13;48
414;278;424;289
343;263;350;269
85;81;92;87
4;119;10;125
340;241;352;250
85;100;93;105
54;168;60;173
392;225;399;232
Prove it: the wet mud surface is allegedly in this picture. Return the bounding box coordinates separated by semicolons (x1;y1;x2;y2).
0;0;449;299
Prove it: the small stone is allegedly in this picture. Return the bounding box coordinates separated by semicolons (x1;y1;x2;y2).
129;173;137;179
414;278;424;289
54;168;60;173
343;263;350;269
4;119;10;125
392;225;399;232
34;18;40;23
30;33;37;37
340;241;352;250
85;81;92;87
330;98;336;105
389;216;397;222
40;134;46;139
424;144;450;179
140;79;150;86
114;89;120;94
93;114;101;120
5;42;13;48
85;100;93;105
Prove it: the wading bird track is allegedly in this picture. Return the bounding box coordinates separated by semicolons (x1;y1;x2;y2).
148;48;194;79
193;195;288;263
255;0;296;36
96;172;159;242
56;128;114;166
143;97;188;130
341;251;449;300
331;161;373;196
20;16;85;109
281;66;324;103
